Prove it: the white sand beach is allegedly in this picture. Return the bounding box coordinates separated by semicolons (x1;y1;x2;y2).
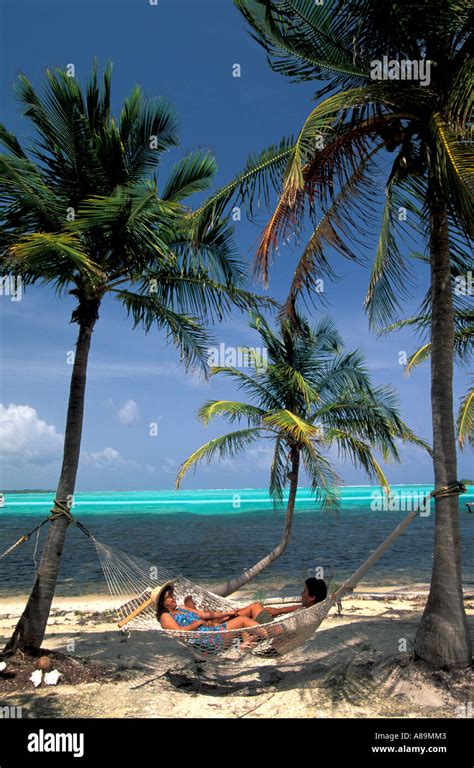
1;585;472;719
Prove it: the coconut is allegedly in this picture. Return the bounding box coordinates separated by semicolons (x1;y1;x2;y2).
36;655;52;672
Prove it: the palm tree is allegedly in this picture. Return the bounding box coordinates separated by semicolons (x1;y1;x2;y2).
0;64;271;653
195;0;472;668
384;305;473;450
176;311;430;596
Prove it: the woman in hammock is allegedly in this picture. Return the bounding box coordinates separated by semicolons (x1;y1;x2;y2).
153;583;265;650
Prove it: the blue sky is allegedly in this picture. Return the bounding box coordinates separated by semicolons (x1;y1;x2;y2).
0;0;471;491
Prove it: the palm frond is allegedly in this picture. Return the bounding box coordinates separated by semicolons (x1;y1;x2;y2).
9;232;104;283
117;291;213;372
197;400;265;427
176;428;264;488
364;178;413;329
176;212;248;286
404;342;432;375
118;89;180;180
323;427;392;494
124;266;274;325
0;153;62;227
300;441;341;510
192;136;295;221
0;124;27;159
209;365;281;411
430;112;474;236
281;141;384;313
384;307;473;370
457;386;474;451
161;150;217;202
234;0;371;96
255;111;417;285
269;435;289;504
446;56;474;130
314;350;372;401
263;408;320;445
271;363;320;406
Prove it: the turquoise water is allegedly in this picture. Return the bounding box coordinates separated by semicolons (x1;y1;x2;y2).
3;484;473;515
1;485;473;597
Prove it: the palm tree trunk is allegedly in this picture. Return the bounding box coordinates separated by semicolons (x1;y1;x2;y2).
414;179;472;669
211;449;300;597
4;298;100;654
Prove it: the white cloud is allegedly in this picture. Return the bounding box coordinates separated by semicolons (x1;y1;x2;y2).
0;403;63;462
81;447;123;469
118;399;140;425
80;447;141;472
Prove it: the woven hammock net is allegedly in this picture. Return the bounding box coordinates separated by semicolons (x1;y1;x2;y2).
94;538;335;658
93;508;420;659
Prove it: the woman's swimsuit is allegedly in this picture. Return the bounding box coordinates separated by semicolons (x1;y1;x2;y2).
171;608;228;652
172;608;227;631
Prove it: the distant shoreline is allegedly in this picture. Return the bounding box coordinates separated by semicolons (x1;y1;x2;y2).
0;489;56;494
1;483;438;493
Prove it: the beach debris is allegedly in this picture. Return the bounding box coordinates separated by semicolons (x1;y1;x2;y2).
0;661;6;673
44;669;61;686
29;669;43;688
37;655;52;672
29;666;62;687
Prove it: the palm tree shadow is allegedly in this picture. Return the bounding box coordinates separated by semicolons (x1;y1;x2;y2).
42;602;474;704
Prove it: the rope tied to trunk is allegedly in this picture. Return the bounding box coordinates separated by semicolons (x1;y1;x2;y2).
429;481;468;499
49;498;75;522
49;499;93;539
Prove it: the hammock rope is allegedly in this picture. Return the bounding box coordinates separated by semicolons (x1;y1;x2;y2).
0;499;94;560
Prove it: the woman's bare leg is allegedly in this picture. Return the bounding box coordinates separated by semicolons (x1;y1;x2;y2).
225;616;259;629
224;615;272;649
234;602;265;620
219;616;259;650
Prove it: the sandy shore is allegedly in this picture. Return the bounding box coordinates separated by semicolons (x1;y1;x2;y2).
1;585;473;719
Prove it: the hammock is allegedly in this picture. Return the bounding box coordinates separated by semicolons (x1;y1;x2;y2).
93;507;420;658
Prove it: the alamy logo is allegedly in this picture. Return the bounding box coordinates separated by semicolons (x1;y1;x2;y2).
370;56;431;87
0;705;22;718
0;275;22;302
207;343;268;372
27;729;84;758
370;489;429;515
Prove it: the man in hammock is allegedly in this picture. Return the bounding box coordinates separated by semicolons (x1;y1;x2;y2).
248;578;328;622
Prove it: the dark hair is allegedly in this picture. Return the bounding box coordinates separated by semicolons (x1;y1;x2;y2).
156;587;174;620
305;578;327;604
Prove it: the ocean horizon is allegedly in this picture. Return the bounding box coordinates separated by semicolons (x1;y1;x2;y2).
3;483;473;514
1;485;473;599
